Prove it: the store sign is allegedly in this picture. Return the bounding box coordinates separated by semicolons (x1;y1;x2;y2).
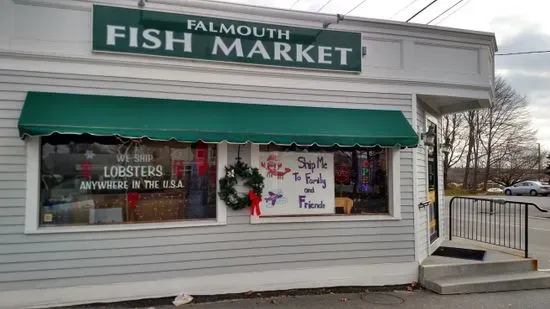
259;152;335;216
92;5;362;72
78;150;185;191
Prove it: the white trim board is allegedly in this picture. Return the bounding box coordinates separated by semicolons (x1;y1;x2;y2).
0;262;419;309
411;93;421;262
251;214;401;224
430;237;444;254
24;137;228;234
424;112;443;250
250;147;402;224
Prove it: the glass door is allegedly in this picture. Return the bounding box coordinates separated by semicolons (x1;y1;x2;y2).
427;121;440;243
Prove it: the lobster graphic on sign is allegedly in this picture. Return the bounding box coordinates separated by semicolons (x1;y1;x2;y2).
261;154;291;179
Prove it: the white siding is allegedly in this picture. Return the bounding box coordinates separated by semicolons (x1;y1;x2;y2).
0;70;416;292
415;106;429;261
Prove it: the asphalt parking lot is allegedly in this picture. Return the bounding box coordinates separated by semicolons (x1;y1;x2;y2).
446;195;550;269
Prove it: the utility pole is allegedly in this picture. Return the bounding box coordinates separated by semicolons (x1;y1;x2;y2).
538;143;541;181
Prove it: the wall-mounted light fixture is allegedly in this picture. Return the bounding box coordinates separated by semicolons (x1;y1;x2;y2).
138;0;147;8
440;137;452;155
421;126;436;147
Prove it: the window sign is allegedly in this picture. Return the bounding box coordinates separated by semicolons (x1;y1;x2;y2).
260;144;389;216
40;134;217;226
259;152;335;216
92;5;362;72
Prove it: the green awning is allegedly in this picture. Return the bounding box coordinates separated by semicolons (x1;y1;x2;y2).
18;91;418;147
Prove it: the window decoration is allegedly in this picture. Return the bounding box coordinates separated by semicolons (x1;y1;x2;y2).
218;158;265;213
259;144;389;216
39;134;217;226
259;151;335;216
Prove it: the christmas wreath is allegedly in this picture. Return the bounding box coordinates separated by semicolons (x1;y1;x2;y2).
218;159;265;212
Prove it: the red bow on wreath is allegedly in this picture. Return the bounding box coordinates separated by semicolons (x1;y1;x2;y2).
248;189;261;216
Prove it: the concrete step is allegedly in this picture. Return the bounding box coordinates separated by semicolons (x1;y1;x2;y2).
420;259;538;283
424;271;550;294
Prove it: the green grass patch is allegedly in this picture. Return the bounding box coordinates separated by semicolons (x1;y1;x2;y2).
444;187;479;196
444;187;504;196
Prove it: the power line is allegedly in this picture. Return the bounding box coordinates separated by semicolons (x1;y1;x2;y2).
406;0;440;22
316;0;333;12
435;0;472;25
389;0;421;19
289;0;301;9
427;0;465;24
496;50;550;56
345;0;369;16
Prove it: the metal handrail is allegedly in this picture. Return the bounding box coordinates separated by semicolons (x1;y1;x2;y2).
449;196;548;258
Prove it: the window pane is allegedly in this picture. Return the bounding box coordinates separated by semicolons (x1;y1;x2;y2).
334;148;389;214
259;144;389;215
39;134;217;226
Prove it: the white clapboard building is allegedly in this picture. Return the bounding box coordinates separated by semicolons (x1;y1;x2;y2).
0;1;496;308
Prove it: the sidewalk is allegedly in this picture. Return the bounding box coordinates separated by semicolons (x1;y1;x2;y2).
59;288;550;309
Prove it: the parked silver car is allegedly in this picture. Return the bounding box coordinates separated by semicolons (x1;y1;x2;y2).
504;181;550;196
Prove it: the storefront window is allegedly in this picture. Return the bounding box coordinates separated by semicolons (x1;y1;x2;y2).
39;134;217;226
259;144;389;216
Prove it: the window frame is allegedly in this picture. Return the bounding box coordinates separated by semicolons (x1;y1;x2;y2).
249;144;402;224
24;136;227;234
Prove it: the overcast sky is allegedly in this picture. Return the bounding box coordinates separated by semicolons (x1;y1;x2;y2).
217;0;549;150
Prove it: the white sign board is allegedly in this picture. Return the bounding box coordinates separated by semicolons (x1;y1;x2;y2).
259;151;335;216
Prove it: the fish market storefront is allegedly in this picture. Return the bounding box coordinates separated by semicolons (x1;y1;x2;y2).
0;1;496;308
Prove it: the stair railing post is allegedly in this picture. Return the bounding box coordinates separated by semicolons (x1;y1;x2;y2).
525;205;529;258
449;197;454;241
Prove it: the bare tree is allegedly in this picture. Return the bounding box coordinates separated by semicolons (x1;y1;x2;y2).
462;110;477;189
484;78;537;186
454;75;538;190
472;111;485;189
478;76;534;190
491;141;539;187
442;113;467;188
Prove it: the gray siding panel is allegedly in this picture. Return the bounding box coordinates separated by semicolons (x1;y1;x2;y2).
0;216;23;225
0;181;26;189
0;70;416;291
0;207;25;216
0;255;414;291
0;146;26;155
0;101;23;110
2;252;414;283
0;164;25;172
2;239;414;264
0;156;26;165
0;120;18;128
0;218;414;244
0;190;25;199
0;244;415;274
0;198;25;207
1;226;413;252
0;129;20;137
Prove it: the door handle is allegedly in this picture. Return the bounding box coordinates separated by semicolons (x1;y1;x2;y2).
418;201;431;209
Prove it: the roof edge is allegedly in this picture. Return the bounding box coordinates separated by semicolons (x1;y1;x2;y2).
151;0;497;53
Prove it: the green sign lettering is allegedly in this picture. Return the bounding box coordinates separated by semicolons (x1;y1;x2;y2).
92;5;362;72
